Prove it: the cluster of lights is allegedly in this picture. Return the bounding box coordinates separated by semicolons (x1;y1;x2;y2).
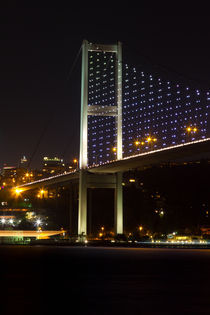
186;126;198;133
0;218;15;225
37;189;46;199
0;217;44;228
134;136;157;148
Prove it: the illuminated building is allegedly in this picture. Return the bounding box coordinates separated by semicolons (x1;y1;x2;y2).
42;156;65;176
0;166;17;178
0;166;17;187
20;155;28;166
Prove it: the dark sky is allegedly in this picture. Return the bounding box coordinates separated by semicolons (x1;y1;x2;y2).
1;3;210;169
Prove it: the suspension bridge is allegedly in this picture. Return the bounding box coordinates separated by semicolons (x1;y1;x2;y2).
17;40;210;237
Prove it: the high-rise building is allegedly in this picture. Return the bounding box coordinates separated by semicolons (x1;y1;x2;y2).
20;155;28;166
42;157;65;176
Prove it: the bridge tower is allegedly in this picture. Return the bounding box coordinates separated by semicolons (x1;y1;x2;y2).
78;40;123;236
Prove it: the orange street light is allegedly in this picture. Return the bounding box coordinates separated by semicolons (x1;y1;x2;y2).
14;188;23;196
146;136;157;145
186;126;198;137
73;159;79;168
112;147;117;157
37;189;46;199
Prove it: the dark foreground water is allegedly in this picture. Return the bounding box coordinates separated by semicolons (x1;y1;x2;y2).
0;246;210;315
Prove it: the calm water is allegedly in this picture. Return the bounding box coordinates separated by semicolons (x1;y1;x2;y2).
0;245;210;314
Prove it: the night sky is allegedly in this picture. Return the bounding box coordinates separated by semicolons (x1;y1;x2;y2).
1;3;210;169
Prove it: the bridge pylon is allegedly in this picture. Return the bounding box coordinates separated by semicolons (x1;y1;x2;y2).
78;40;123;237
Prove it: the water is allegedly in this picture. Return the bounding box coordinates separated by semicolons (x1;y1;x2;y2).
0;246;210;314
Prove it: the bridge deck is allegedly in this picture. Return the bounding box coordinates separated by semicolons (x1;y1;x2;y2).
19;138;210;190
90;138;210;173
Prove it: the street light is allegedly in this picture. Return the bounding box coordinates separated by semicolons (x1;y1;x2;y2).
73;159;79;169
146;136;157;143
146;136;152;143
14;188;23;196
145;136;157;149
35;219;42;227
112;147;117;159
134;140;146;153
186;126;198;141
186;126;198;134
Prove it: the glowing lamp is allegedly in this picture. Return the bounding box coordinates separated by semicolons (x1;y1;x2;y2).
15;188;23;195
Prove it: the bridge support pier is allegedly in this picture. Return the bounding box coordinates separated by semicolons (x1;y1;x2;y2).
78;170;123;237
78;170;87;236
114;172;123;234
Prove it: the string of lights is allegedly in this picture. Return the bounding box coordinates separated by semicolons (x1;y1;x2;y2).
87;47;210;165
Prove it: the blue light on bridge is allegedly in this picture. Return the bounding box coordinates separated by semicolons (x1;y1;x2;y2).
87;49;210;166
